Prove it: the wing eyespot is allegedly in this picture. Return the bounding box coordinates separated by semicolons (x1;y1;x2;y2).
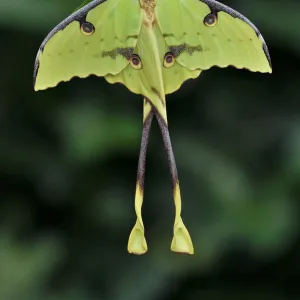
204;13;218;27
81;22;95;35
164;52;175;68
130;54;142;70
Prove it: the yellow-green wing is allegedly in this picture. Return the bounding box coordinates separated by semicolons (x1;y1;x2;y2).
34;0;142;91
106;23;202;97
156;0;272;73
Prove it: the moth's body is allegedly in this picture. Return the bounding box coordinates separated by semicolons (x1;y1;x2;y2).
34;0;272;255
140;0;156;21
108;7;168;122
106;0;201;124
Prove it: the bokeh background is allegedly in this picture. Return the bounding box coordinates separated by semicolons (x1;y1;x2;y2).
1;0;299;299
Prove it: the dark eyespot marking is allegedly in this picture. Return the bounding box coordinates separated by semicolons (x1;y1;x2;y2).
204;13;218;27
81;22;95;35
166;55;173;64
164;52;175;68
130;54;142;69
132;56;139;65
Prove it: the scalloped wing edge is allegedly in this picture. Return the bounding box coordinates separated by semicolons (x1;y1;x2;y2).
200;0;272;72
33;0;107;91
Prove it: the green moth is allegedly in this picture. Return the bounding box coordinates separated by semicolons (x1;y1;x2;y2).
34;0;272;255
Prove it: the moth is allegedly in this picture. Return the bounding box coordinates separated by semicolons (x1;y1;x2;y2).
34;0;272;255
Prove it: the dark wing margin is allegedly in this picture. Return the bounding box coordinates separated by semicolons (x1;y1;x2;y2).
200;0;272;69
33;0;107;87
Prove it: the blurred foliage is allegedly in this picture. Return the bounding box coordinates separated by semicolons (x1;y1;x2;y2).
0;0;299;300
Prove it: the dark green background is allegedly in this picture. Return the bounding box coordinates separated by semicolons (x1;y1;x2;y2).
0;0;299;299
